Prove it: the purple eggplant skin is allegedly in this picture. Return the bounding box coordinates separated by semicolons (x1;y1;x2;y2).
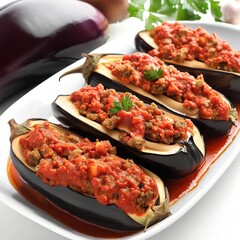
135;32;240;103
0;0;108;103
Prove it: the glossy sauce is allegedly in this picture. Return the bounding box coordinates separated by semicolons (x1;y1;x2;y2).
7;105;240;237
167;104;240;204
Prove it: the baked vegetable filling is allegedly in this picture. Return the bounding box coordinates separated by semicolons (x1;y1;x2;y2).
148;22;240;72
19;121;159;216
106;52;232;121
70;84;194;150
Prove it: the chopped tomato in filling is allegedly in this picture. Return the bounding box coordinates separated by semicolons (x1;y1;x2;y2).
106;52;231;121
70;84;194;150
19;121;158;215
149;22;240;72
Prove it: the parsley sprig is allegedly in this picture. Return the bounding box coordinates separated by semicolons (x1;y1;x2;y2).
128;0;222;30
143;67;163;81
109;93;133;114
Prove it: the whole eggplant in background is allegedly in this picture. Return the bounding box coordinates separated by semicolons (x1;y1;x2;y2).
0;0;108;103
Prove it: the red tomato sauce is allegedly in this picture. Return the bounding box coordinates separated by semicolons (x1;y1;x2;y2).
106;52;234;121
18;121;158;216
70;83;194;150
149;22;240;72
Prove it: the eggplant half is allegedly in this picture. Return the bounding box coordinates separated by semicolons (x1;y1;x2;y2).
8;118;170;232
59;53;238;137
135;29;240;102
0;0;108;103
52;91;205;178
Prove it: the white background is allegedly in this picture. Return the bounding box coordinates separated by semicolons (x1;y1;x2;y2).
0;0;240;240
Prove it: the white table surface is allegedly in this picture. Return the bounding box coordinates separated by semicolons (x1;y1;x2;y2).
1;0;240;240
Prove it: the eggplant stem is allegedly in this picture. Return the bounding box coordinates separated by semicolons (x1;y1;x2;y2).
228;108;238;123
8;119;31;142
59;53;105;82
144;187;171;231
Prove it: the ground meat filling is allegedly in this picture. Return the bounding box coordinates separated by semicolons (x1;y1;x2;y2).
19;121;158;215
70;84;194;150
149;21;240;72
106;52;231;121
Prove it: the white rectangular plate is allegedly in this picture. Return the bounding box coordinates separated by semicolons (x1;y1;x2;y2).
0;18;240;240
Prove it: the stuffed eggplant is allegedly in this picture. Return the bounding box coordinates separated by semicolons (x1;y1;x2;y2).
52;84;205;178
59;52;238;137
0;0;108;103
134;22;240;102
8;118;170;232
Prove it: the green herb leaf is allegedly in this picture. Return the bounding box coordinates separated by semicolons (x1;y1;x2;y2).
120;93;133;111
143;67;163;81
145;13;162;30
109;94;133;114
128;0;222;30
109;101;123;114
176;2;201;21
187;0;208;14
210;0;222;22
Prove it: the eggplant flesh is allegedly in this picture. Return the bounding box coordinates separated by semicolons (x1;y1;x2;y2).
135;30;240;102
52;95;205;178
60;54;238;137
9;119;170;231
0;0;108;103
